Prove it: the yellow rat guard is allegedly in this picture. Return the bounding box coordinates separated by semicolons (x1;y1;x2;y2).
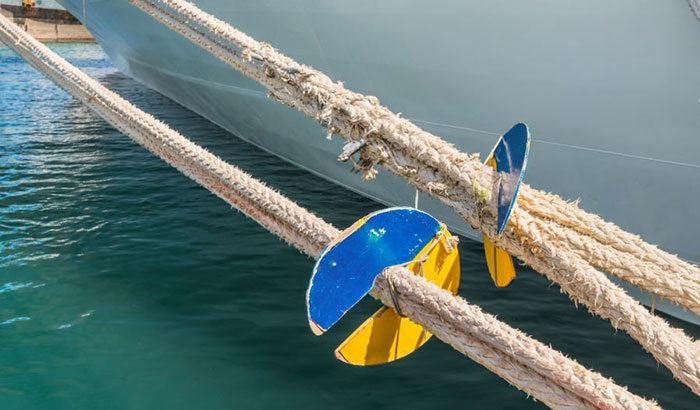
334;228;460;366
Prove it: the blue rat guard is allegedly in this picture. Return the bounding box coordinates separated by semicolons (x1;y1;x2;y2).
306;208;441;334
492;123;530;235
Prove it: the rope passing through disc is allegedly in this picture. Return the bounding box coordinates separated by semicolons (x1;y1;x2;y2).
306;208;460;366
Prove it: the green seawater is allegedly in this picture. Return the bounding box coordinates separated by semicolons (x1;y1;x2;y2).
1;43;699;410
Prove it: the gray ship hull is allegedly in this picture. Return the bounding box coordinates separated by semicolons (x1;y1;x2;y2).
57;0;700;324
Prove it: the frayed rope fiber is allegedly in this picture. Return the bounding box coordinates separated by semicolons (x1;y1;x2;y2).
0;12;664;409
123;0;700;396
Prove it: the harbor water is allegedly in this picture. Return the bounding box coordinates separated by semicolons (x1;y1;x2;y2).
1;43;699;410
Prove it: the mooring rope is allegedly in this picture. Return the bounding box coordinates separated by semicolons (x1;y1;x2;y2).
120;0;700;395
0;13;662;410
123;0;700;316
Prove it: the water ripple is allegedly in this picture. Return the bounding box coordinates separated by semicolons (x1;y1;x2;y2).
0;282;33;294
0;317;30;326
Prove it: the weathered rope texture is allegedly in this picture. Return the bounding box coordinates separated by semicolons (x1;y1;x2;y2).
121;0;700;395
124;0;700;318
0;14;661;410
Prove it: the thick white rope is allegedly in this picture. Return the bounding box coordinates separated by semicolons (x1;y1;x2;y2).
128;0;700;314
0;13;661;410
120;0;700;395
374;267;658;410
124;0;700;318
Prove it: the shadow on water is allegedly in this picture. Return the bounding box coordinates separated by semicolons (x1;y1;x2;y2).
1;43;699;410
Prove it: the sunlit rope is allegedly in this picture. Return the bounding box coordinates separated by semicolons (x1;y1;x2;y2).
121;0;700;395
0;13;662;410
